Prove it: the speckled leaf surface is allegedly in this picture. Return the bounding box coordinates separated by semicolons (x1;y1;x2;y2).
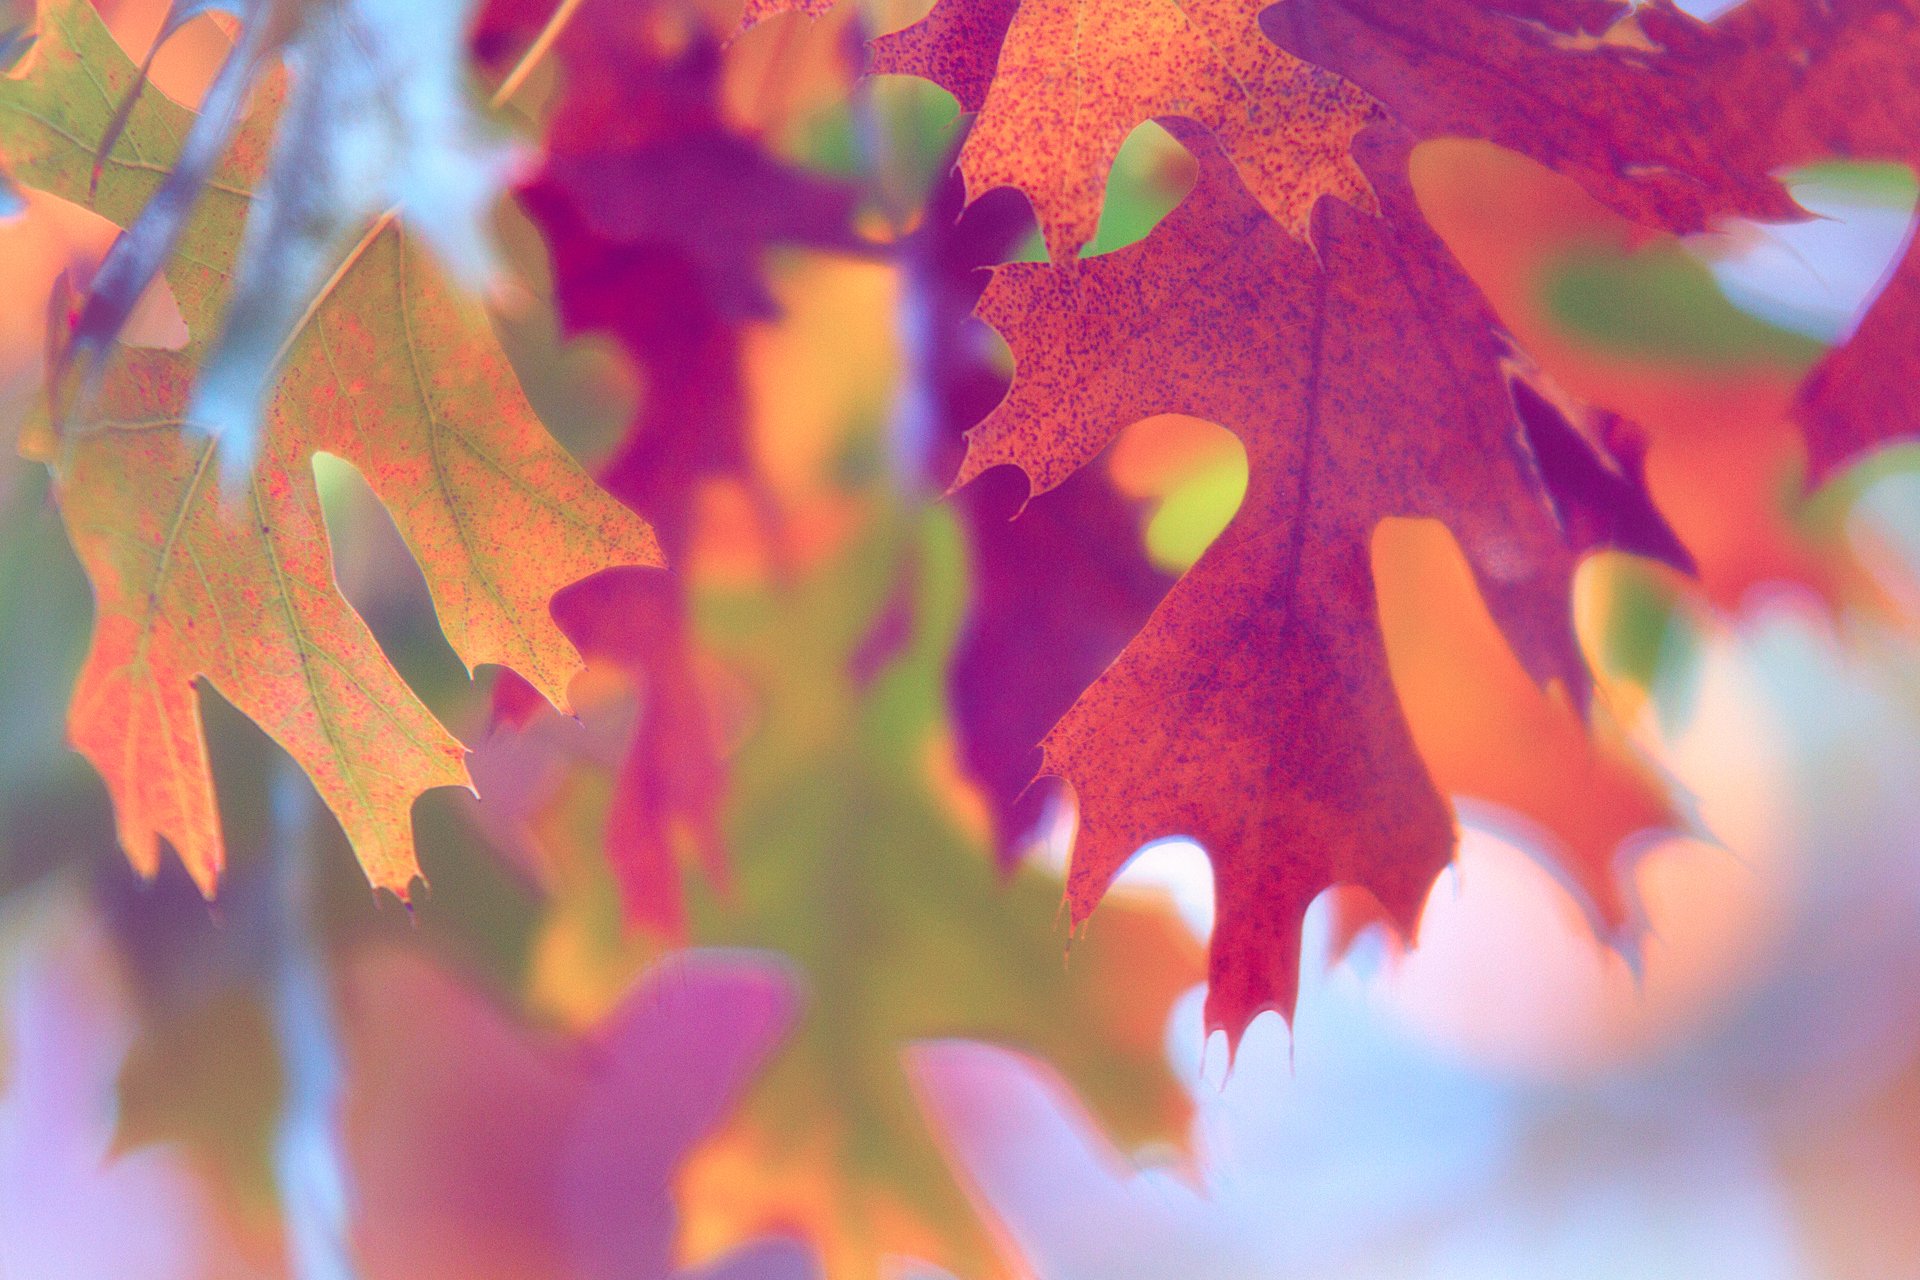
961;126;1604;1041
873;0;1382;258
1269;0;1920;482
56;356;471;896
1266;0;1805;234
0;0;659;896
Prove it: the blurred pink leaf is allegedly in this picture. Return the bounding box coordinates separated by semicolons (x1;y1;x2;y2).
343;946;815;1280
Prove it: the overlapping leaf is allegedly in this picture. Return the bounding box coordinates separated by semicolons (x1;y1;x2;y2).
959;124;1658;1040
1409;138;1835;605
0;0;659;895
487;504;1202;1274
872;0;1381;258
1269;0;1920;481
675;0;1697;1036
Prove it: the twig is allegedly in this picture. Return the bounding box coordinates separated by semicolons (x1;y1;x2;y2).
268;761;359;1280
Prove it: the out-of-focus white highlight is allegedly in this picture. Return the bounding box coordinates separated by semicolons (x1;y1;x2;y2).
1670;0;1751;18
1690;163;1918;342
1104;838;1217;943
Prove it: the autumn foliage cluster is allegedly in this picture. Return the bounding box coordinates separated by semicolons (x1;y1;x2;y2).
4;0;1920;1273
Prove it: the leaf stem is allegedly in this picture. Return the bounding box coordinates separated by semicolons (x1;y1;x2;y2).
272;210;395;370
270;0;576;365
489;0;585;110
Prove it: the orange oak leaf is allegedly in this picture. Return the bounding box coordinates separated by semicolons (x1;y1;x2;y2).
1268;0;1920;482
959;124;1647;1041
0;0;660;896
867;0;1016;114
1376;516;1677;944
871;0;1382;259
57;351;472;898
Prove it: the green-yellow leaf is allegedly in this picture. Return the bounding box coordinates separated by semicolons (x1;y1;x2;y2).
0;0;660;895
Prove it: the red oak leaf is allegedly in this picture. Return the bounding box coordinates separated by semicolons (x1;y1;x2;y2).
1267;0;1920;481
959;124;1646;1041
949;467;1181;867
1264;0;1804;234
1798;218;1920;482
872;0;1381;259
868;0;1018;114
1409;138;1831;606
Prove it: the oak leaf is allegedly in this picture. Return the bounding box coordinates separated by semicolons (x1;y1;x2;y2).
1375;515;1678;945
1268;0;1920;482
1265;0;1803;235
189;0;522;472
685;509;1198;1274
489;507;1201;1275
1408;138;1833;606
0;0;659;896
871;0;1381;258
960;125;1639;1040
